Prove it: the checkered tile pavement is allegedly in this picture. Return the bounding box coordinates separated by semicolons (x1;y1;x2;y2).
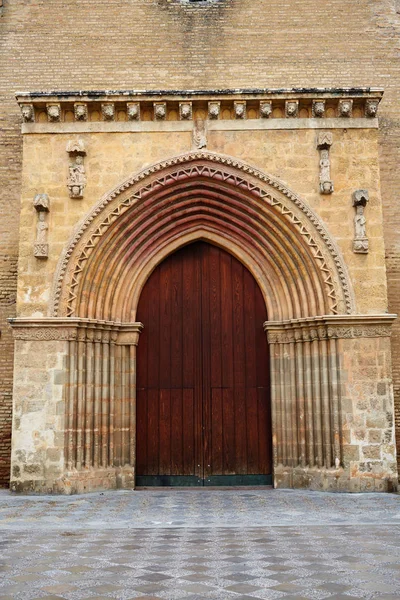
0;490;399;599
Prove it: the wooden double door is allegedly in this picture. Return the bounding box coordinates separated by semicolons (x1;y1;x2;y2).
136;242;272;486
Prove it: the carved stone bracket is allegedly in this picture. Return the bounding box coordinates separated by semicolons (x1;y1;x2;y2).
66;139;87;199
285;100;299;118
154;102;166;120
33;193;49;258
316;132;334;195
74;103;88;121
234;101;246;119
338;99;353;118
260;101;272;118
208;101;220;119
46;103;61;122
352;189;369;253
365;99;379;117
179;102;192;120
101;103;115;121
127;102;140;120
21;103;34;122
312;100;325;118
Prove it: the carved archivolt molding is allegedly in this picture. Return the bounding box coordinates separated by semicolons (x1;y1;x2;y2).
51;152;354;320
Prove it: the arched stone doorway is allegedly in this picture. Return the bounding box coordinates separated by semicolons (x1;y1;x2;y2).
136;241;272;486
9;152;398;493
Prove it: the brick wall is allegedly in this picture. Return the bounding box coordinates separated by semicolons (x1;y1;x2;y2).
0;0;399;484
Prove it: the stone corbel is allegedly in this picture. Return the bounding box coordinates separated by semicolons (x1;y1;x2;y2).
46;103;61;122
316;132;334;194
33;193;50;258
285;100;299;118
208;101;220;120
21;103;34;122
352;189;369;253
101;103;115;121
154;102;167;121
365;99;379;118
338;99;353;118
66;139;87;199
260;101;272;118
234;101;246;119
74;103;88;121
312;100;325;118
127;102;140;120
179;102;192;120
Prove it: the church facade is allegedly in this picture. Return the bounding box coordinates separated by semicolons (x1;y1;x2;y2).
0;1;399;493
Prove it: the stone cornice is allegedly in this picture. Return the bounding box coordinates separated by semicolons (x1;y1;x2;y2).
8;318;144;345
16;88;383;126
263;314;397;343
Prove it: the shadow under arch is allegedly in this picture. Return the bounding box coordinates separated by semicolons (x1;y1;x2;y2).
52;151;354;321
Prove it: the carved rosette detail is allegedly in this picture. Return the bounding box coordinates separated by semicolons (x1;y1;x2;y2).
101;103;115;121
127;103;140;121
260;101;272;118
52;152;355;319
208;101;220;120
154;102;166;120
46;104;61;122
234;101;246;119
179;102;192;120
21;104;34;123
316;132;334;195
338;99;353;118
285;101;299;118
312;100;325;118
74;103;88;121
352;189;369;254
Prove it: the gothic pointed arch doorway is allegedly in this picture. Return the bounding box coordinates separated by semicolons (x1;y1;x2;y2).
136;241;272;486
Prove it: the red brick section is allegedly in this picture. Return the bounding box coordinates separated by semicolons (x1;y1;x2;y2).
0;0;399;485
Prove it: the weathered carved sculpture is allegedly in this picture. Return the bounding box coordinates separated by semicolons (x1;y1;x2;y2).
365;99;379;118
316;132;334;194
234;101;246;119
285;100;299;118
46;104;61;122
312;100;325;118
338;99;353;118
101;103;115;121
127;103;140;120
74;103;88;121
66;140;87;199
193;119;207;149
260;101;272;118
179;102;192;120
33;194;49;258
352;189;369;253
208;101;220;120
21;104;34;123
154;102;167;120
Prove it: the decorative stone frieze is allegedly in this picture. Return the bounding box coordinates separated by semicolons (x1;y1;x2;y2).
192;119;207;149
316;132;334;195
208;101;220;119
312;100;325;118
46;103;61;122
285;100;299;118
234;101;246;119
260;101;272;118
20;103;34;122
66;139;87;199
352;189;369;254
338;99;353;118
365;99;379;117
154;102;166;120
179;102;192;120
127;102;140;120
101;103;115;121
33;193;50;259
74;103;88;121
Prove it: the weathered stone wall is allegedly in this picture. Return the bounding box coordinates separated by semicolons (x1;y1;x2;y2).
1;0;400;484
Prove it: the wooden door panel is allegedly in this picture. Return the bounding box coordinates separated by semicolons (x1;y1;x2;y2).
136;241;271;484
